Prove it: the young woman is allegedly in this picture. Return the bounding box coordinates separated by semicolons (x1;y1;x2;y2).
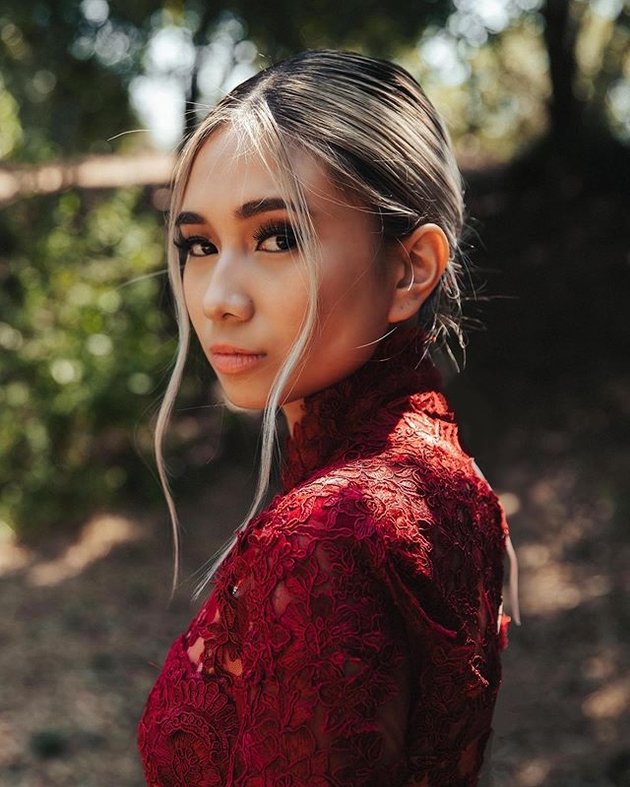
137;49;520;786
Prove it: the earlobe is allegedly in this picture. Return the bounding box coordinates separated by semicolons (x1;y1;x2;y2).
387;223;450;324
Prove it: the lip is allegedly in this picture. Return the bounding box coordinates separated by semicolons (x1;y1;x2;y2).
209;344;266;374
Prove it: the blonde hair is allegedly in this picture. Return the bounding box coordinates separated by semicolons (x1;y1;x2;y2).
155;50;468;603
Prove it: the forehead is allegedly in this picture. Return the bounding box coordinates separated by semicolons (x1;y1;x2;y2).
183;126;354;217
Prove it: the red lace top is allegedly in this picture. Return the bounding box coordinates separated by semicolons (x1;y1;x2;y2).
137;328;515;786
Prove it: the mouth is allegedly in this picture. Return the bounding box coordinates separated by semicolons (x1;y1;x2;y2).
208;345;267;374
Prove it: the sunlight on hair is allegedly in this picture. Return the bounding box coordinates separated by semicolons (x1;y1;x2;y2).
153;51;475;602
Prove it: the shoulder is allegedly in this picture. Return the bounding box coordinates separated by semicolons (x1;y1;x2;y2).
253;465;427;585
249;477;463;643
264;415;476;540
253;393;505;554
259;475;383;547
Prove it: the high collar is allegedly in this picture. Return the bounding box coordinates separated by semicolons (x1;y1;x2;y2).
281;326;444;491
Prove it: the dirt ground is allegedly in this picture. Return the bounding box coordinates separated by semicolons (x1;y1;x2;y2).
1;178;628;786
1;368;629;787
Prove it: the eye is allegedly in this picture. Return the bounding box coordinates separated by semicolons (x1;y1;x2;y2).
173;234;217;259
253;221;298;253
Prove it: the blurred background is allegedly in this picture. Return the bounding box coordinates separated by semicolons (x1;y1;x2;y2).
1;1;629;784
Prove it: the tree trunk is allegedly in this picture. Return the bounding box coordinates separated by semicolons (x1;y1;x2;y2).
183;46;203;144
182;8;219;145
541;0;584;145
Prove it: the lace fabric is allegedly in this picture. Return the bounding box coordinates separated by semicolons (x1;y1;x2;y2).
138;327;516;786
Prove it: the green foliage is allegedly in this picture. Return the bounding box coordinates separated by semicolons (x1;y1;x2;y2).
0;188;175;538
223;0;451;58
0;75;23;158
1;0;627;545
0;6;139;161
0;2;454;163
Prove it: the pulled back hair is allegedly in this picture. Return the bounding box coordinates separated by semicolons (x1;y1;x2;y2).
156;50;470;602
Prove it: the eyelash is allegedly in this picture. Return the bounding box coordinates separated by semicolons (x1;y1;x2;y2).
173;234;214;265
173;220;298;264
252;220;297;249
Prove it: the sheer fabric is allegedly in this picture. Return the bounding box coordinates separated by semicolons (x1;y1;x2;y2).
137;327;515;786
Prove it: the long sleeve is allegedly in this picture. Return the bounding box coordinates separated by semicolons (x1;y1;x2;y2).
230;522;413;786
138;327;511;786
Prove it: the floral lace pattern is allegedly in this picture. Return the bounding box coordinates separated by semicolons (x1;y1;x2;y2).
138;327;512;786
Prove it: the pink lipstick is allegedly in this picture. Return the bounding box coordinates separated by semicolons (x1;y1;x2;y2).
209;345;266;374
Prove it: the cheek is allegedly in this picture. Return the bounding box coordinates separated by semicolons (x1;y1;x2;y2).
320;230;385;307
265;269;311;337
317;260;386;330
182;267;202;315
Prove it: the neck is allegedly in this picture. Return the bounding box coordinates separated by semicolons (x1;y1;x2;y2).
281;398;306;436
280;325;443;491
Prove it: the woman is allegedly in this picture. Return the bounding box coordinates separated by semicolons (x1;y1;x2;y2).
137;49;520;786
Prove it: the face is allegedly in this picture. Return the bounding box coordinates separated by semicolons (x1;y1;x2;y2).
177;126;399;430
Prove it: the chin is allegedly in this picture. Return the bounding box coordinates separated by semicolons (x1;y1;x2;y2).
220;389;267;413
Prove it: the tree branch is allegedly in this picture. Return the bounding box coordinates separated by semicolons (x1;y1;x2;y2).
0;152;176;206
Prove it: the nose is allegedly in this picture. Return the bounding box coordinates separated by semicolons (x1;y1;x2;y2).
201;255;254;324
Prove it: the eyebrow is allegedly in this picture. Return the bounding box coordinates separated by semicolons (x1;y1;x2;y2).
175;197;297;227
239;197;297;219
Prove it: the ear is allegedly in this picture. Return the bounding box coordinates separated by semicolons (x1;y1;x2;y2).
387;223;450;324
